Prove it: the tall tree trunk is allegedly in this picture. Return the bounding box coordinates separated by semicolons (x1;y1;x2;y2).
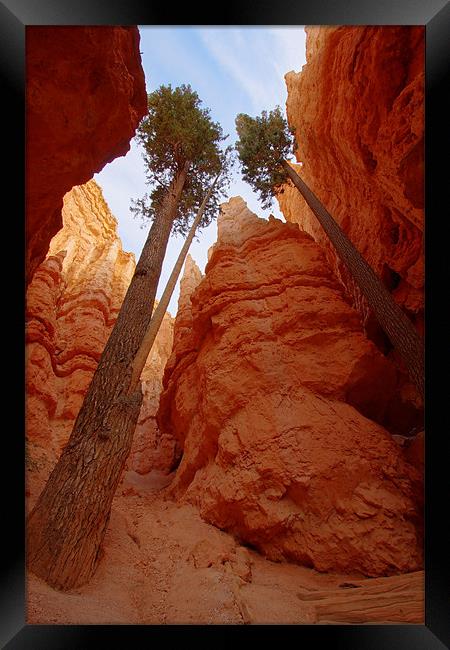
129;171;221;391
26;162;189;591
281;159;424;399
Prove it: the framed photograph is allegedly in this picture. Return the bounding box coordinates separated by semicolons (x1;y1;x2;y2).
3;0;449;647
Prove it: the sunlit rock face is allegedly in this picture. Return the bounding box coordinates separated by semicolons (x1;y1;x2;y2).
25;180;173;465
157;197;423;577
278;26;424;352
26;26;147;284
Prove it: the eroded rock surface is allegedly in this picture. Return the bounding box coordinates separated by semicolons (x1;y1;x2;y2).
157;197;423;577
26;26;147;283
278;27;424;348
25;180;173;466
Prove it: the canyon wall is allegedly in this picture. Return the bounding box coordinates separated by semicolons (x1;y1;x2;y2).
157;197;423;577
277;27;424;361
25;180;173;470
26;26;147;284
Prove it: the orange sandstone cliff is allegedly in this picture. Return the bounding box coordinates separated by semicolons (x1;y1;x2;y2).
25;180;173;477
157;197;423;577
277;27;424;354
26;26;147;284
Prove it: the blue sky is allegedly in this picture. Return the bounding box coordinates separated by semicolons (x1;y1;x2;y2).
94;26;306;315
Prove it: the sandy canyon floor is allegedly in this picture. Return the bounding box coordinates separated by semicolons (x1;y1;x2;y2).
26;448;423;626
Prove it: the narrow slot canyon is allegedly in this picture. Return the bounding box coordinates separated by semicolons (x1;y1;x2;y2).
24;25;424;626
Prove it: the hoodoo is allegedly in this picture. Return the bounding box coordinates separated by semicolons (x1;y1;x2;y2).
157;197;423;577
26;181;174;488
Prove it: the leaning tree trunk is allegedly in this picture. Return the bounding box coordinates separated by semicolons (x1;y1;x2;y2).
26;162;190;591
129;170;221;391
281;159;424;400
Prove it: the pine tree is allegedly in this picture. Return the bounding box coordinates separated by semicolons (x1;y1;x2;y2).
235;108;424;399
27;85;228;591
130;166;226;390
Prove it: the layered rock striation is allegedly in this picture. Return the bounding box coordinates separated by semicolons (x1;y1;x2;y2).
26;26;147;284
278;27;424;354
157;197;423;577
26;180;173;465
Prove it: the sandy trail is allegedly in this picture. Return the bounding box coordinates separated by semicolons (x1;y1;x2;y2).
26;459;423;625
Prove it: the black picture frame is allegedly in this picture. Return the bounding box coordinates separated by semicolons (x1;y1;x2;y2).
3;0;449;647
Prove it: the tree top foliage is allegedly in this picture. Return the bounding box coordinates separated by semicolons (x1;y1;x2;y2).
132;84;232;236
235;106;295;210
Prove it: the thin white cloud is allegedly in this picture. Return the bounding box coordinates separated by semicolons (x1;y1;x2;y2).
196;27;306;114
269;27;306;72
197;29;279;111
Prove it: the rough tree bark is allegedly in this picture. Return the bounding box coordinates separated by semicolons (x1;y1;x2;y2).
26;162;190;591
129;171;221;391
281;159;424;400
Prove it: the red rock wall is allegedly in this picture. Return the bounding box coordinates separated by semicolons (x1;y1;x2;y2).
278;27;424;355
26;180;173;467
157;197;423;577
26;26;147;284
